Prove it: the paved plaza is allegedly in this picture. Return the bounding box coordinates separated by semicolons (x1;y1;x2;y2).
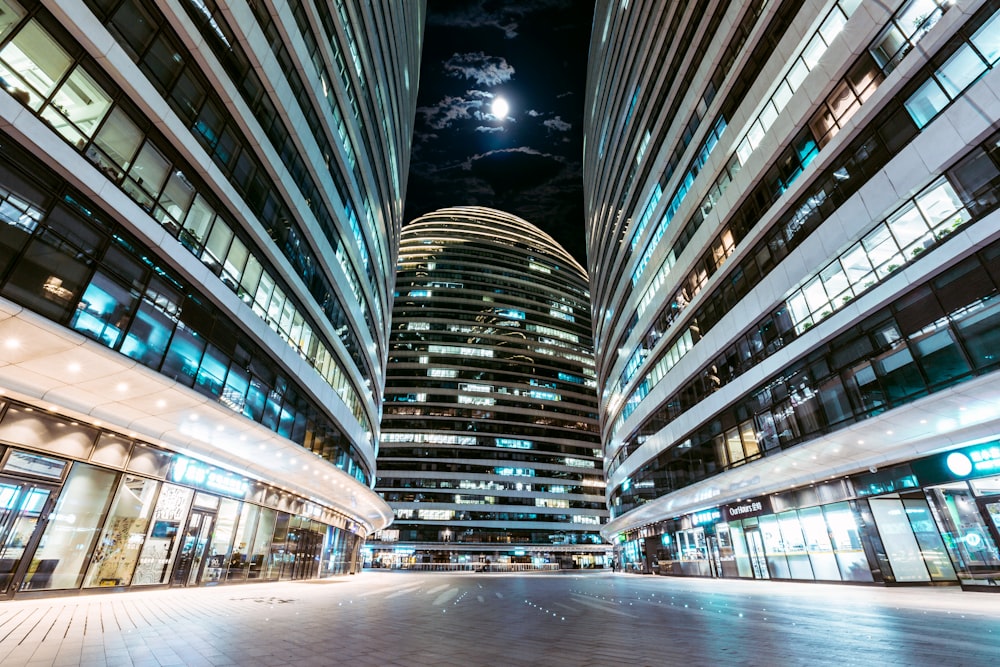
1;572;999;666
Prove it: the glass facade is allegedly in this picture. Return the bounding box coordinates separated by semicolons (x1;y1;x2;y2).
371;207;609;569
624;441;1000;591
587;0;1000;593
0;0;422;599
0;398;365;598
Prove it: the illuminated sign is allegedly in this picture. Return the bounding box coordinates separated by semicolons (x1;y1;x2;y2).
170;457;249;497
722;496;773;520
944;443;1000;477
692;509;721;525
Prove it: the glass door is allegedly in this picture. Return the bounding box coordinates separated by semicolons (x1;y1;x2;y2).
171;510;215;587
0;478;56;595
745;528;770;579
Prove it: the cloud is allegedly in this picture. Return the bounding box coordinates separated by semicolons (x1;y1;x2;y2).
556;91;574;98
527;109;542;117
427;0;574;39
543;116;571;132
443;52;515;87
417;91;493;129
475;126;505;133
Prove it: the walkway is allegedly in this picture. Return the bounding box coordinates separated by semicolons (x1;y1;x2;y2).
1;572;998;666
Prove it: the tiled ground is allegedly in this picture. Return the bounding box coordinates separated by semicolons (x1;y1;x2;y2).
1;572;999;666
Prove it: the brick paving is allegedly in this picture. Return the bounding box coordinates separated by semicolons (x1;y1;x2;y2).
1;572;999;666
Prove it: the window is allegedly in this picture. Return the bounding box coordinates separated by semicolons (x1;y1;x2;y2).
0;19;71;110
935;43;987;97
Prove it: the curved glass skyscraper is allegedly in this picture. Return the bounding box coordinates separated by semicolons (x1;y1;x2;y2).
373;207;608;569
585;0;1000;589
0;0;422;596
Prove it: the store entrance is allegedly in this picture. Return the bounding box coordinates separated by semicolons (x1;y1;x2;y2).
745;528;770;579
171;510;216;587
0;477;57;596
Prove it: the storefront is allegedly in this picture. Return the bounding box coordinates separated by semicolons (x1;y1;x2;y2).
627;437;1000;592
0;399;367;599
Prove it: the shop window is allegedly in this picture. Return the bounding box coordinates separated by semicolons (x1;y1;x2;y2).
248;508;277;580
823;502;872;581
227;502;261;581
869;497;933;582
132;483;193;585
777;511;814;579
20;463;117;591
757;514;791;578
84;476;161;588
902;497;957;581
0;20;72;110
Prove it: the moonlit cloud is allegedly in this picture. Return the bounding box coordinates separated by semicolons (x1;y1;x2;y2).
543;116;571;132
475;126;505;133
459;145;561;171
417;91;493;129
527;109;542;117
443;52;515;86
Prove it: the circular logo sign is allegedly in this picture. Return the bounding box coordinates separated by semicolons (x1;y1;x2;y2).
946;452;973;477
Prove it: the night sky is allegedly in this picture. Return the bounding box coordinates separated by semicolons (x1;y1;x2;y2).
403;0;596;265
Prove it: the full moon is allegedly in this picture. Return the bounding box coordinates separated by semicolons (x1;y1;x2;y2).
491;96;509;119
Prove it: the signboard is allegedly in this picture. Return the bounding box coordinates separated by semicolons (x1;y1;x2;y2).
911;439;1000;486
170;456;249;497
721;496;773;521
